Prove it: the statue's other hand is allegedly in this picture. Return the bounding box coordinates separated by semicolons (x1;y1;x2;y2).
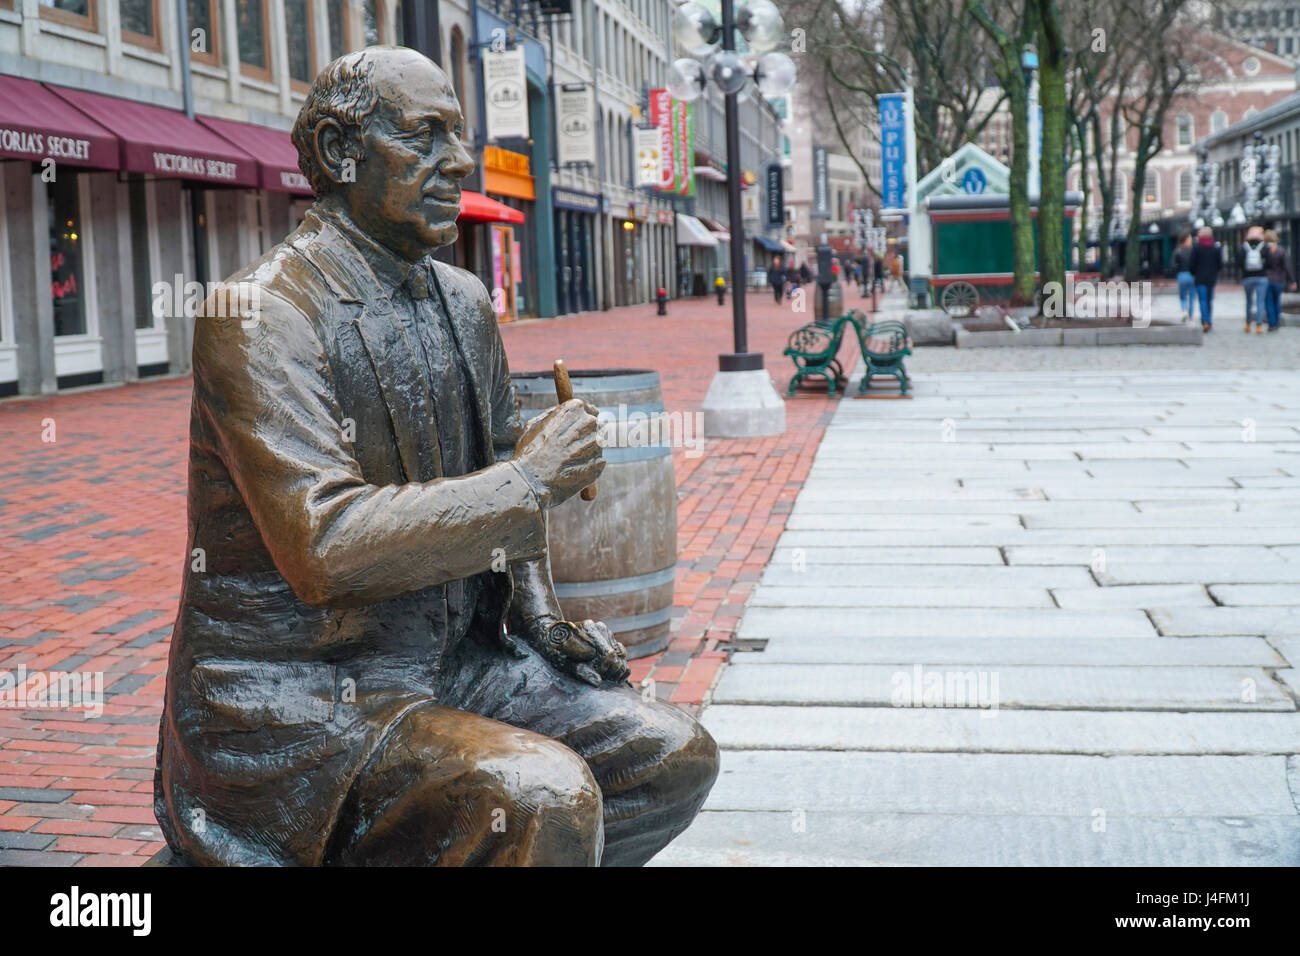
524;617;630;687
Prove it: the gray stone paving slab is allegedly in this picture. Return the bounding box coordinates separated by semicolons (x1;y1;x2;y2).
1006;545;1286;565
1208;585;1300;606
790;498;1127;516
784;513;1025;531
779;527;1300;546
759;565;1095;589
699;706;1300;754
749;585;1055;608
737;607;1157;639
652;812;1300;867
1098;563;1300;585
769;546;1005;565
1277;669;1300;698
1151;606;1300;636
712;664;1291;710
743;635;1283;667
696;751;1300;815
1049;584;1213;609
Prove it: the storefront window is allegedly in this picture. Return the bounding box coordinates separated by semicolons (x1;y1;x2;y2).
363;0;378;45
48;178;87;338
285;0;313;84
188;0;220;65
39;0;99;30
237;0;270;75
120;0;158;45
327;0;345;59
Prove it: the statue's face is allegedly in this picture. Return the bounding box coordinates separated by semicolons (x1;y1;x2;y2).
344;55;474;261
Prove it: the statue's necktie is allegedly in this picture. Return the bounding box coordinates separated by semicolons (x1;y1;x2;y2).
406;265;432;300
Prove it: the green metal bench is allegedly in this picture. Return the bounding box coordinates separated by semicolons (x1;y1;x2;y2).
846;312;912;395
783;313;861;396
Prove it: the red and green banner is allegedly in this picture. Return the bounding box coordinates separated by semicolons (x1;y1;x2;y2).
650;89;694;197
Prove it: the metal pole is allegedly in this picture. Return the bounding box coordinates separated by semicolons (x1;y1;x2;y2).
719;0;757;369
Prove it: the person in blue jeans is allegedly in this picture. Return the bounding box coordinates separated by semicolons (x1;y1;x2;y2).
1188;226;1222;331
1171;233;1196;321
1263;229;1294;332
1241;225;1270;332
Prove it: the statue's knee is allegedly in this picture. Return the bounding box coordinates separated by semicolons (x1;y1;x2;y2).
477;734;602;827
665;710;720;801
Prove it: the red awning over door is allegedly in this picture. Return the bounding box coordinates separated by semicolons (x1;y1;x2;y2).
197;115;312;196
0;74;118;169
49;85;258;187
459;190;525;224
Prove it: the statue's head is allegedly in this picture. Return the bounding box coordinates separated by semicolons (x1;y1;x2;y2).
292;46;474;261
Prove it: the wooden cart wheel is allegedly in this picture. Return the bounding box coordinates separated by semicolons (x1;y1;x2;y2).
940;280;979;316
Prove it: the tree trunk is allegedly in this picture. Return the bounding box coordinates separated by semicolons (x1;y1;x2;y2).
1125;135;1154;281
1074;121;1090;270
1007;79;1036;305
1037;3;1068;300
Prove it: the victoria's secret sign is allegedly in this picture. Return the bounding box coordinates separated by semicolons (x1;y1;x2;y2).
0;126;93;163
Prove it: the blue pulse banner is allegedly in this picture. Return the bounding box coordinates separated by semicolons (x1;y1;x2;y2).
879;93;905;211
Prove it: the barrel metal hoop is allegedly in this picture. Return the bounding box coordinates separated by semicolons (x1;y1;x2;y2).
599;607;673;632
553;566;676;599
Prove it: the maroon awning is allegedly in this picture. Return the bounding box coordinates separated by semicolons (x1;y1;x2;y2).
49;85;258;187
197;115;312;196
0;74;118;169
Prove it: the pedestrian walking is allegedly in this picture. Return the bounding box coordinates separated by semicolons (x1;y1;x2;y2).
873;252;885;292
1241;224;1269;332
889;253;903;290
767;255;785;304
1189;225;1222;332
785;256;801;298
1263;229;1294;332
1171;232;1196;322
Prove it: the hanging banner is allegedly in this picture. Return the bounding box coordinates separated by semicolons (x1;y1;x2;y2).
484;47;529;140
812;144;830;218
649;88;676;191
557;84;596;166
686;103;696;195
879;92;905;212
635;127;661;186
765;162;784;228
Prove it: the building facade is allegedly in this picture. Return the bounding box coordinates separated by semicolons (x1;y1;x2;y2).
1067;37;1294;236
0;0;785;398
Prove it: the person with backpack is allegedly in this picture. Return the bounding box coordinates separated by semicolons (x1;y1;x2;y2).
1241;225;1269;332
1263;229;1294;332
1171;232;1196;322
1189;226;1222;332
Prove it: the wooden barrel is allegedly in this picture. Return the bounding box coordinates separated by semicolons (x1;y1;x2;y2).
512;368;677;658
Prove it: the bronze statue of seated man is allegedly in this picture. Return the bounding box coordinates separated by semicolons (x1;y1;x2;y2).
152;46;718;866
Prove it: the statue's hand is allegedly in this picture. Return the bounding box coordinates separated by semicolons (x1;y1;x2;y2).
509;616;630;687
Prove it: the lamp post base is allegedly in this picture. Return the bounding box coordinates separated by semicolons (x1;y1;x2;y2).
702;356;786;438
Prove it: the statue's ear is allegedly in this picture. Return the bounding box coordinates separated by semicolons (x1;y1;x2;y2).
313;118;353;188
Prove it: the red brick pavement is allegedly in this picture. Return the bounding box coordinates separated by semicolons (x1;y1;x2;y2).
0;287;876;864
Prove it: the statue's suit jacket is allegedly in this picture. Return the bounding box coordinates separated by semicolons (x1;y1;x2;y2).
154;209;548;866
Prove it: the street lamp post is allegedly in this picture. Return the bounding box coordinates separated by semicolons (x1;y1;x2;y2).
668;0;797;437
